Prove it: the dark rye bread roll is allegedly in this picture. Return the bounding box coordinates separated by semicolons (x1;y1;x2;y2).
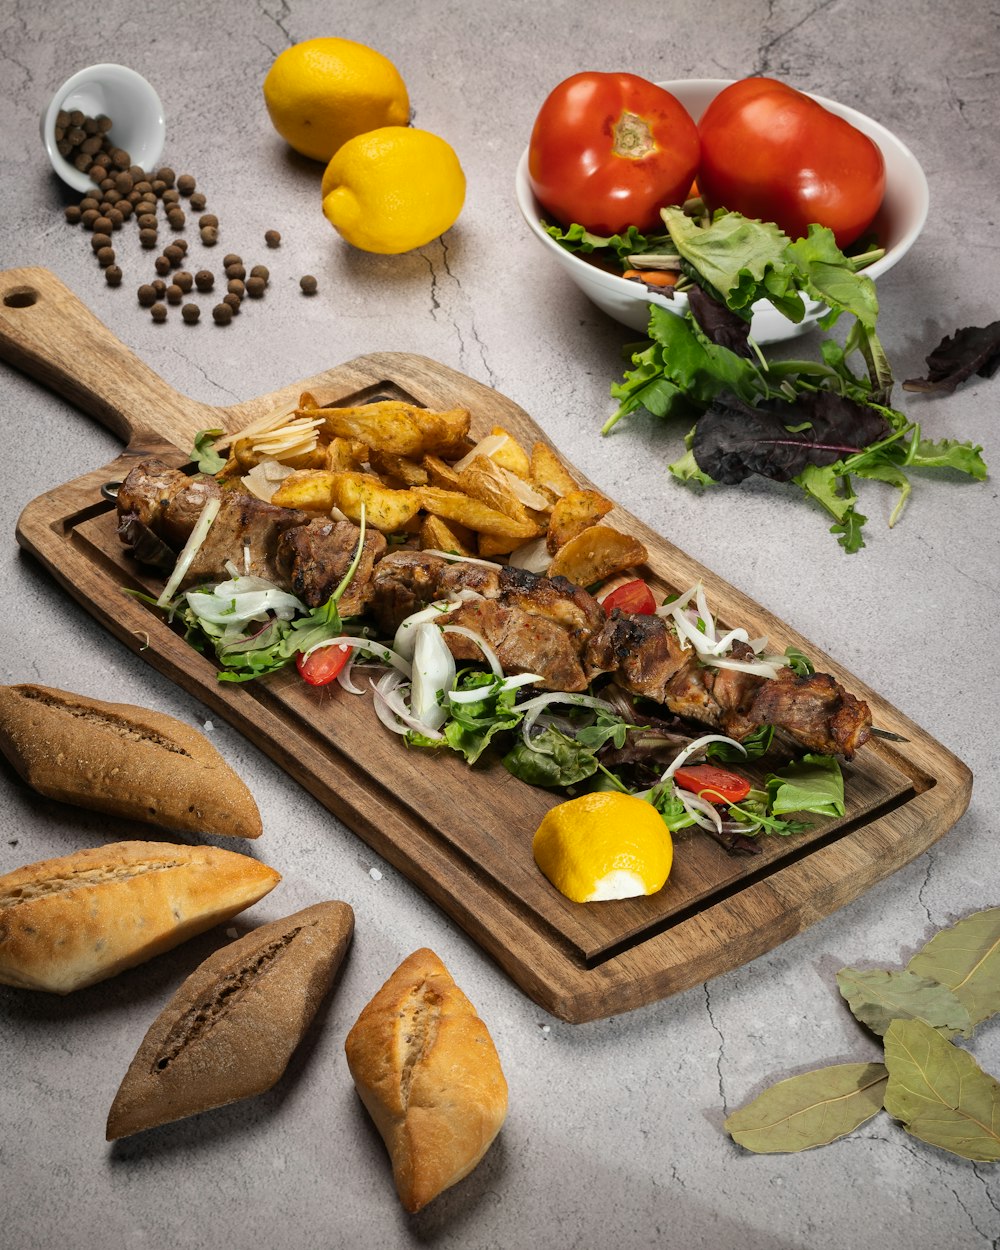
107;901;354;1139
345;947;508;1213
0;840;280;994
0;684;262;839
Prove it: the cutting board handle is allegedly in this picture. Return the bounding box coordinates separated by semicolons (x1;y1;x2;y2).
0;267;221;450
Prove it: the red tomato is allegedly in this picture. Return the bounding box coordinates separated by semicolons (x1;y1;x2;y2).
296;643;351;686
673;764;751;805
697;77;886;248
527;72;700;235
601;579;657;615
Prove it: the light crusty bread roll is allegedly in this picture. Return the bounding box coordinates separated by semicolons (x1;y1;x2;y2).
0;840;280;994
0;683;262;839
107;900;354;1139
345;947;508;1213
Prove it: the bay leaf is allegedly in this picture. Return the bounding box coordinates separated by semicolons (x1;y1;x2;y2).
883;1017;1000;1162
725;1062;887;1153
836;966;972;1038
907;905;1000;1030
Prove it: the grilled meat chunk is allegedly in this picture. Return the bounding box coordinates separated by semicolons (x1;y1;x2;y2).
584;611;689;700
181;492;310;589
443;598;590;691
368;550;451;635
734;668;871;758
276;519;387;612
117;459;223;557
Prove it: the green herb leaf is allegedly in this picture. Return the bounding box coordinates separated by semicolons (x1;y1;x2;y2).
783;646;814;677
190;428;226;474
883;1018;1000;1161
836;967;972;1039
725;1062;888;1153
906;905;1000;1030
502;727;600;788
543;220;671;262
765;754;845;817
707;723;775;761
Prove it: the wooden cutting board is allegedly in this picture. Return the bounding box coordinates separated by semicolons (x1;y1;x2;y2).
0;267;972;1022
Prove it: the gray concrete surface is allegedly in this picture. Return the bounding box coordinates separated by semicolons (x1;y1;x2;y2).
1;1;998;1247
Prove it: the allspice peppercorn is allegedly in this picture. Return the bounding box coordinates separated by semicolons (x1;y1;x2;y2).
91;232;111;252
151;279;167;297
245;275;266;299
174;270;193;293
137;284;157;307
227;278;245;298
223;253;242;268
194;269;214;292
167;209;186;230
249;264;269;282
222;292;241;314
154;255;171;276
189;191;207;211
157;167;176;187
177;173;196;195
225;263;246;281
181;303;200;324
212;302;233;325
150;302;168;322
96;246;116;268
139;228;158;248
299;274;318;294
105;265;123;287
265;229;281;247
199;214;218;229
64;204;82;224
163;243;184;266
200;226;218;246
166;284;183;305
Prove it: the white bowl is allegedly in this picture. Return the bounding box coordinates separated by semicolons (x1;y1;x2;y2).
515;78;929;344
41;64;166;192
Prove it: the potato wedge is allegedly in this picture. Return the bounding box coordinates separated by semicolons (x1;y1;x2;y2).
477;532;523;558
530;441;578;498
420;514;476;557
321;403;426;457
329;472;423;533
487;426;531;479
417;487;539;541
546;525;648;587
546;488;614;554
271;469;339;512
422;454;464;491
409;406;473;458
457;456;539;528
325;437;365;473
368;448;429;488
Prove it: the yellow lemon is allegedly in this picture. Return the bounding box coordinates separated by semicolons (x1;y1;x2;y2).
321;126;466;254
532;792;673;904
263;37;410;163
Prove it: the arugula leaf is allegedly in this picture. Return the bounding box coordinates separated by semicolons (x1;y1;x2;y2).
190;428;226;474
783;646;814;677
766;754;845;818
708;723;776;761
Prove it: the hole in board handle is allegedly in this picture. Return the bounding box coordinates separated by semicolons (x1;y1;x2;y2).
3;287;39;309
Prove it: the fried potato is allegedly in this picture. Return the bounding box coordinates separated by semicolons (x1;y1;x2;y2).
409;406;472;458
329;472;423;533
416;487;540;541
546;488;614;554
487;426;531;479
368;448;429;488
421;454;464;491
546;525;648;587
477;532;524;558
530;441;578;498
419;514;476;557
457;456;540;528
321;403;426;457
325;437;366;473
271;469;339;512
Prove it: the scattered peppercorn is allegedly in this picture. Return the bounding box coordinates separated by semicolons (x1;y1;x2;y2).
151;278;167;296
150;302;168;322
166;284;183;305
299;274;318;294
81;209;100;229
64;205;82;224
137;284;157;307
157;167;176;187
174;239;188;254
200;226;218;246
199;214;218;229
189;191;207;210
174;271;193;292
227;278;246;298
163;244;184;266
139;228;158;248
223;253;242;268
177;173;196;195
225;263;246;280
194;269;214;292
250;264;269;282
167;209;186;230
105;265;122;287
222;292;241;313
181;303;200;324
96;246;116;267
138;213;157;229
245;276;266;299
161;188;180;205
212;302;233;325
91;232;111;252
154;255;171;276
265;229;281;247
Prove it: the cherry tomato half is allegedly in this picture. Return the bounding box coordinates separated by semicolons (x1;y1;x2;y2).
601;578;657;616
673;764;752;806
527;72;701;235
697;78;885;249
296;643;351;687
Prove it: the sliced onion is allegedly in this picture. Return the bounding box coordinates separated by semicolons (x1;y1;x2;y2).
703;656;784;678
300;634;412;677
157;497;221;606
370;673;444;740
393;591;484;661
654;583;698;619
657;733;746;785
422;549;504;570
411;623;456;732
440;624;503;678
676;786;724;833
451;433;509;473
506;535;551;574
517;691;616;750
336;650;364;695
186;584;305;626
447;672;542;704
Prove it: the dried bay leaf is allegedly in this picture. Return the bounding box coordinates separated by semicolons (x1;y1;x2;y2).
836;966;972;1038
907;905;1000;1030
883;1018;1000;1162
725;1062;887;1153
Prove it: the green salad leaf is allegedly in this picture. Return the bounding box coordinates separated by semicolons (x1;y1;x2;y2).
189;428;226;474
765;753;845;818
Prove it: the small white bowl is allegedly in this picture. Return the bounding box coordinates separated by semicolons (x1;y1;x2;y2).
515;78;929;344
41;64;166;193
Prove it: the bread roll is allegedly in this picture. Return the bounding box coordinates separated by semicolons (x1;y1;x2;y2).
0;841;280;994
107;900;354;1139
345;947;507;1213
0;683;262;839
